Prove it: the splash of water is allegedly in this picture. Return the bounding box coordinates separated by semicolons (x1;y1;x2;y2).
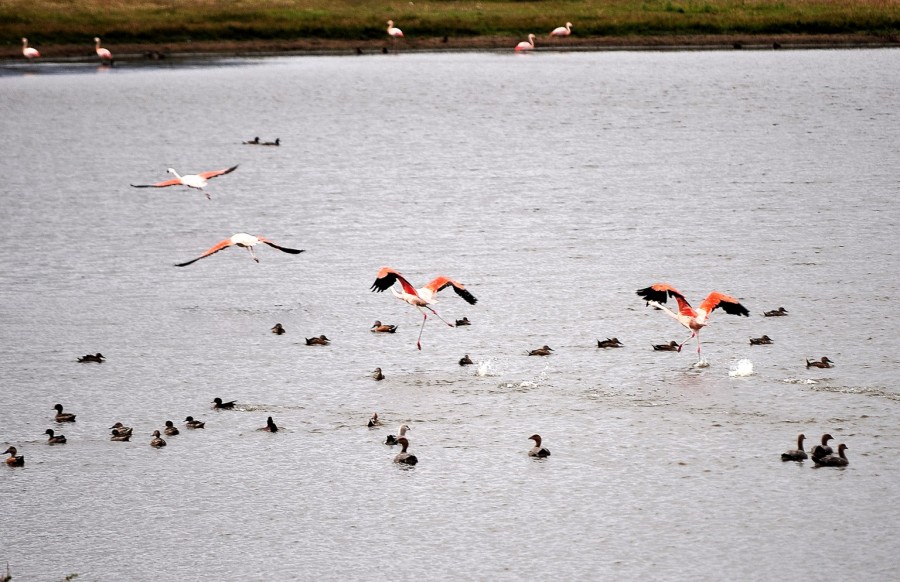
728;359;754;377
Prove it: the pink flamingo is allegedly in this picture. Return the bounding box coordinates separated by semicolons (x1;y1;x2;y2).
370;267;478;350
94;37;113;65
131;165;238;199
386;20;404;38
22;38;40;60
174;233;304;267
515;34;536;52
550;22;573;37
636;283;749;360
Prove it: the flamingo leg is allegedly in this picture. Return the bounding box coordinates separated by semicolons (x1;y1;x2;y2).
415;307;428;350
248;247;259;262
424;305;455;327
677;331;695;353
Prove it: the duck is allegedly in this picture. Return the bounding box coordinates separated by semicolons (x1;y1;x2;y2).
53;404;76;422
262;138;280;146
455;317;471;326
367;413;381;427
44;428;67;444
3;446;24;466
271;323;286;335
764;307;788;317
109;422;133;436
77;352;105;363
110;429;131;442
150;430;167;448
261;416;278;432
528;434;551;458
393;437;418;465
370;321;398;333
806;357;834;369
750;335;773;345
372;367;385;381
385;424;410;445
212;397;237;410
305;335;330;346
243;137;261;145
459;354;474;366
781;434;807;461
527;345;554;356
597;337;624;349
810;434;834;462
652;341;679;351
814;443;849;467
164;420;180;436
184;416;205;429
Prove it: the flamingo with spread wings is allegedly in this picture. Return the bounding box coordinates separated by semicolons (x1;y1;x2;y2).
636;283;749;361
131;165;238;199
370;267;477;350
175;233;304;267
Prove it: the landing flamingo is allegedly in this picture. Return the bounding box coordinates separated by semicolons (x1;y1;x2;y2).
21;38;40;60
174;233;304;267
370;267;477;350
550;22;573;37
515;34;536;52
387;20;404;38
131;165;238;199
636;283;749;361
94;37;113;65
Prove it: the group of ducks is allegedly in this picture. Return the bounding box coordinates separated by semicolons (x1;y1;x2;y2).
781;433;849;467
20;36;113;64
242;137;280;146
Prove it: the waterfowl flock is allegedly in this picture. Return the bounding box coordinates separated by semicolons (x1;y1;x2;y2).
781;433;850;467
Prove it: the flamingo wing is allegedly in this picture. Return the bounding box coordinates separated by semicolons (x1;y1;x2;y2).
698;291;749;318
259;238;305;255
370;267;417;296
424;277;478;305
131;178;182;188
174;239;234;267
636;283;696;317
198;165;239;180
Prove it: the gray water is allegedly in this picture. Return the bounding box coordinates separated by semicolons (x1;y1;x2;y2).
1;49;899;581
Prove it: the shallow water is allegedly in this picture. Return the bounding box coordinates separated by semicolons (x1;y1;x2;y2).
1;49;899;580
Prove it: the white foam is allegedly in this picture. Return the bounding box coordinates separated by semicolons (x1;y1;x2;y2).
728;359;754;377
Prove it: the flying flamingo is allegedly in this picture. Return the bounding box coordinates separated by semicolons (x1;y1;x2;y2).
636;283;749;361
550;22;573;37
131;165;238;199
515;34;536;52
174;233;304;267
22;38;40;60
94;37;113;65
370;267;477;350
387;20;404;39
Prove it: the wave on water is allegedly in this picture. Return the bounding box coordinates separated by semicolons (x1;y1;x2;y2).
728;359;754;377
782;377;818;384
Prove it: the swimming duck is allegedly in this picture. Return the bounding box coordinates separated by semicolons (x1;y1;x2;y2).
528;434;551;457
110;429;131;442
44;428;67;444
77;352;105;363
459;354;474;366
150;430;167;448
262;138;280;146
305;335;330;346
814;443;849;467
527;345;554;356
811;434;834;462
597;337;624;349
652;341;679;351
806;357;834;369
271;323;286;335
372;367;385;381
384;424;410;445
109;422;133;436
261;416;278;432
764;307;788;317
781;434;807;461
53;404;76;422
393;437;418;465
371;321;398;333
368;413;381;427
750;335;773;345
3;446;24;466
164;420;180;436
212;397;236;410
243;137;260;145
455;317;471;326
184;416;205;429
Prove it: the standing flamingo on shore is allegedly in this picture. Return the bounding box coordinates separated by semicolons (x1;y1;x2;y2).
22;38;40;60
174;233;304;266
636;283;749;361
94;37;113;65
387;20;404;38
131;165;238;199
370;267;477;350
515;34;536;52
550;22;573;37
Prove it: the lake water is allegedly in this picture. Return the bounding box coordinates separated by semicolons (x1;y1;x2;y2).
1;48;899;580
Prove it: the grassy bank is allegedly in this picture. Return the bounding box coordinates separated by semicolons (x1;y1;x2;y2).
3;0;899;57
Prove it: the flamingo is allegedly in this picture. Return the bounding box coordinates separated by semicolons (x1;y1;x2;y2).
21;38;40;60
174;233;304;267
387;20;404;38
550;22;573;37
515;34;536;52
94;37;113;65
370;267;477;350
130;165;238;199
636;283;749;361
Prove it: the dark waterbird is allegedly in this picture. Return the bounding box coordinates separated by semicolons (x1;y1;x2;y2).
781;434;807;461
